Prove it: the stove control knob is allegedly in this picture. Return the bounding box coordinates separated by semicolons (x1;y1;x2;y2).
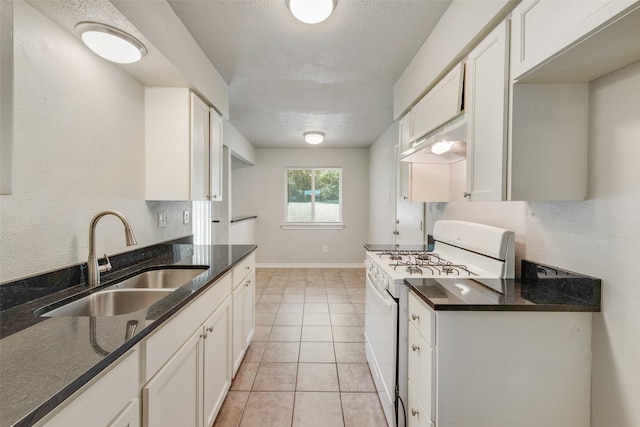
370;267;378;276
364;260;371;269
380;278;389;290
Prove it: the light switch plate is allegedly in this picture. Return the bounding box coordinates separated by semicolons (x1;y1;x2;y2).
157;211;167;228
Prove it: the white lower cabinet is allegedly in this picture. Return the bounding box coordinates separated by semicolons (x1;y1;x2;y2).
143;328;201;427
231;253;256;376
242;271;255;349
142;295;232;427
408;291;593;427
232;282;245;375
202;298;233;427
38;348;139;427
36;253;255;427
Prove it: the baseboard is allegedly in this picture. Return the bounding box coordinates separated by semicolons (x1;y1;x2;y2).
256;263;364;269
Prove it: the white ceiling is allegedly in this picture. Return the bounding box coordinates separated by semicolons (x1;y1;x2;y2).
167;0;452;148
27;0;452;149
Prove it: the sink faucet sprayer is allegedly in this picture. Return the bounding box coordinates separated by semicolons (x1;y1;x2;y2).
87;210;137;288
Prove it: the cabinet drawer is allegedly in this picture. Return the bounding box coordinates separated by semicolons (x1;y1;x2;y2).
144;272;231;380
232;252;255;289
408;293;435;346
407;381;434;427
408;323;434;421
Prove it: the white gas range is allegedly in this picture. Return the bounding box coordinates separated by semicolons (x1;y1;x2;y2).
364;220;515;427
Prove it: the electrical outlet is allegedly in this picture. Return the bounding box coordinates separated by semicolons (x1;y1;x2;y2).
183;210;190;224
323;246;328;253
157;211;167;228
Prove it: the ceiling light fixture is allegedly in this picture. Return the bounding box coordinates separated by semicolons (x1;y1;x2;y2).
286;0;337;24
304;131;324;145
75;22;147;64
431;140;452;155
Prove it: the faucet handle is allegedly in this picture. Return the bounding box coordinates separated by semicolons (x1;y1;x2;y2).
98;254;112;273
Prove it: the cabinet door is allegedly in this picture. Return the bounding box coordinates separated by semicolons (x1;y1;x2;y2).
243;271;256;348
231;282;245;375
203;297;232;427
465;20;509;201
191;93;211;201
409;63;464;143
209;109;223;201
143;330;201;427
510;0;635;80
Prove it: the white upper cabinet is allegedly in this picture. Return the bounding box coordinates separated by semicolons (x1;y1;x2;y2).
408;63;464;144
191;93;211;201
209;109;223;201
464;21;509;202
145;88;223;201
511;0;639;81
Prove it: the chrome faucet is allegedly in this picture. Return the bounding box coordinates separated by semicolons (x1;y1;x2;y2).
87;210;137;288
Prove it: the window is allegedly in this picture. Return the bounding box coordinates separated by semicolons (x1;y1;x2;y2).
283;168;343;229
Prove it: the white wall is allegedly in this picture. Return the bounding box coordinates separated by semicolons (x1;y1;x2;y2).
225;121;256;165
368;121;397;244
0;1;191;283
254;148;368;266
422;62;640;427
231;155;255;218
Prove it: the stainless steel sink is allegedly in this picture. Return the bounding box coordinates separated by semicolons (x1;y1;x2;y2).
109;268;208;290
41;289;174;317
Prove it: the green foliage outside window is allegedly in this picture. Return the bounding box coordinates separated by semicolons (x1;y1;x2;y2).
286;168;341;222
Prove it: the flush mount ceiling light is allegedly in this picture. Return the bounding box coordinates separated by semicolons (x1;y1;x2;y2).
286;0;338;24
304;131;324;145
431;140;453;155
75;22;147;64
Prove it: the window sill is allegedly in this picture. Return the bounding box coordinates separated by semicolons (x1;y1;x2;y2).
281;222;345;230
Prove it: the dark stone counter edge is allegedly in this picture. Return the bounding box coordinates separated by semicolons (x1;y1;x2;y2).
406;259;601;313
10;244;257;427
231;215;258;223
406;285;601;313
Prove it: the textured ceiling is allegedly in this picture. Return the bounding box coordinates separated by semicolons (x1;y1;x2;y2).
27;0;452;149
168;0;452;148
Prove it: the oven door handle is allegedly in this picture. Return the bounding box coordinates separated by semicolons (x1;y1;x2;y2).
366;274;394;311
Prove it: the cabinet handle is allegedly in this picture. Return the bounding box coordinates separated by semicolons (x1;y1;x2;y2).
412;344;420;352
207;326;214;332
411;408;419;417
200;331;208;339
403;196;409;200
463;192;471;198
245;280;251;287
411;313;419;321
246;266;251;270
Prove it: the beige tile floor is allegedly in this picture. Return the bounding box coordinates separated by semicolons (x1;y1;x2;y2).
212;268;389;427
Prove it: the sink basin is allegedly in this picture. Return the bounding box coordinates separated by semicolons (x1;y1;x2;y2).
40;289;174;317
109;267;208;290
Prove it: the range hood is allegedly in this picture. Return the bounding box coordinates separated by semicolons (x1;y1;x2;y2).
400;114;467;164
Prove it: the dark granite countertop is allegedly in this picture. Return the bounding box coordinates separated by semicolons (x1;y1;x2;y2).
406;260;601;312
0;242;256;427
